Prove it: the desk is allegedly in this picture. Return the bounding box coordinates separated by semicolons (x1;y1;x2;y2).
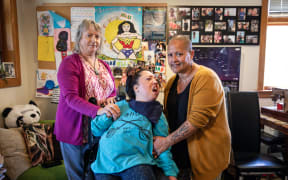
261;106;288;135
260;106;288;162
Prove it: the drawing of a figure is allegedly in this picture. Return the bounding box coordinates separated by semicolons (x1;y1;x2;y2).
112;21;141;60
40;13;51;36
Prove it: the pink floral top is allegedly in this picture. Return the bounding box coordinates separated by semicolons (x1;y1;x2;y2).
80;57;114;103
80;57;115;143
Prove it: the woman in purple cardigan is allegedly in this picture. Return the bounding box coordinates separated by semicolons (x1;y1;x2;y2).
55;19;120;180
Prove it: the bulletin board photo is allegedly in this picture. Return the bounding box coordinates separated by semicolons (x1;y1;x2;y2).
168;6;261;45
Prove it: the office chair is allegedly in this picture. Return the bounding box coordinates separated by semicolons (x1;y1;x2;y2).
226;91;288;180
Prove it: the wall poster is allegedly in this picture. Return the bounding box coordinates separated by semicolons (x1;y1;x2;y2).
95;6;143;65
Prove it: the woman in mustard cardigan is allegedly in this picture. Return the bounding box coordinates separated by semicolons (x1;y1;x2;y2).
153;35;231;180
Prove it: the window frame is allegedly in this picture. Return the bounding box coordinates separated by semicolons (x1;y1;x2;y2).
258;0;288;91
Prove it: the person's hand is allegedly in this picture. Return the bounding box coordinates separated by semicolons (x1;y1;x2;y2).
97;103;120;120
168;176;177;180
153;136;171;155
105;96;116;105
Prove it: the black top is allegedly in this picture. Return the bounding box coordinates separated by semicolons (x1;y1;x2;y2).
167;76;192;169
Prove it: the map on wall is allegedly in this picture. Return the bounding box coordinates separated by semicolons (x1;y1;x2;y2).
95;6;143;67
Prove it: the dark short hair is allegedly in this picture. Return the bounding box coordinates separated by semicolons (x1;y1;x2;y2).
125;68;146;100
117;21;137;34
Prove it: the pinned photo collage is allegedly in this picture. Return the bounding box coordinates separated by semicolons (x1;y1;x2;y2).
130;40;167;90
142;40;166;74
168;6;261;45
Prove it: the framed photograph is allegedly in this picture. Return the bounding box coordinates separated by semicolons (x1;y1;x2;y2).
247;7;260;16
224;8;236;16
201;8;214;17
223;35;235;43
215;22;226;30
182;19;191;32
237;21;249;30
214;31;223;43
192;8;200;20
246;35;258;44
236;31;245;43
168;8;177;21
191;21;200;30
201;35;213;43
199;21;205;30
215;8;223;20
143;50;155;65
179;8;191;16
227;19;236;32
3;62;16;78
205;20;213;32
251;20;259;32
191;31;200;43
238;8;246;20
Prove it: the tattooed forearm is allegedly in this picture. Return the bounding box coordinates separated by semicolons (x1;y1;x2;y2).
169;121;196;145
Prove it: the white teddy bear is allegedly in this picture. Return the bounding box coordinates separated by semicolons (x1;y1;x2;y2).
2;100;41;128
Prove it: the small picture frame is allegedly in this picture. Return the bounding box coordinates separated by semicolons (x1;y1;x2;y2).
238;8;246;20
237;21;250;31
215;8;223;20
246;35;258;44
215;22;226;30
201;8;214;17
224;8;236;16
3;62;16;78
179;8;191;16
247;8;260;16
214;31;223;44
191;21;200;30
205;20;213;32
236;31;245;43
201;35;213;43
182;19;191;32
191;31;200;43
223;35;235;44
251;20;259;32
168;8;177;21
227;19;236;32
192;8;200;20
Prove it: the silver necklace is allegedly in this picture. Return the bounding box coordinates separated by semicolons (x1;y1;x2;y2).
93;58;99;75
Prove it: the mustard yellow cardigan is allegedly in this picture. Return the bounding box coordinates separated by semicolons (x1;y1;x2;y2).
164;66;231;180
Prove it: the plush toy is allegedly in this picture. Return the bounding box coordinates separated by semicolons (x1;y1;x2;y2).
1;100;41;128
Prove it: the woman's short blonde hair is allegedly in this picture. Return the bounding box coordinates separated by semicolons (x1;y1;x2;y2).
73;19;103;55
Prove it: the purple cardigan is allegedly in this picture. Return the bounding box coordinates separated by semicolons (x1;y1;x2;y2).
54;53;116;145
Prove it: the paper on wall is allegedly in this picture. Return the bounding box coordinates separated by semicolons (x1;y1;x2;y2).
37;11;54;36
71;7;95;42
38;36;55;62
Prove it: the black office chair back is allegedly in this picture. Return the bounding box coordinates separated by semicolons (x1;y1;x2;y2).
227;91;261;155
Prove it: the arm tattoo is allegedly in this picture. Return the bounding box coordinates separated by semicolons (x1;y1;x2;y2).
170;121;195;145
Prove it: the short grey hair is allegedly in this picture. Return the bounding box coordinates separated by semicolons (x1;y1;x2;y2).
169;35;193;52
73;19;103;55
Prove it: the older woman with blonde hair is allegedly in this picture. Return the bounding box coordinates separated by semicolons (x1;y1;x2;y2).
55;19;120;180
